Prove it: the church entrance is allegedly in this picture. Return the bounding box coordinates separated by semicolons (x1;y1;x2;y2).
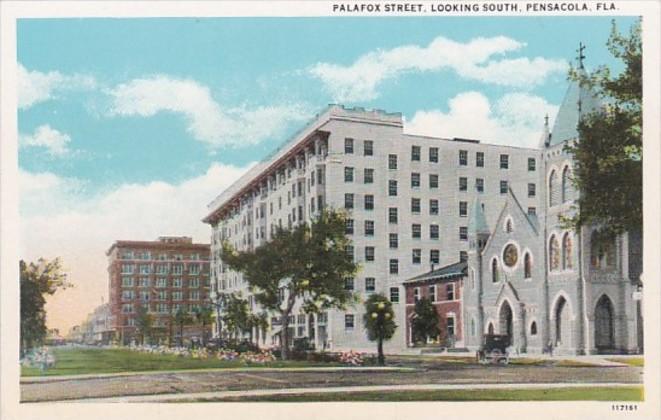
554;296;572;348
499;301;513;345
595;295;615;351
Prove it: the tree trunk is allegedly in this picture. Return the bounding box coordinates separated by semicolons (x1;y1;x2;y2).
377;337;385;366
281;315;290;360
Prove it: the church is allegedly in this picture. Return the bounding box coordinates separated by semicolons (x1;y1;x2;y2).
461;56;643;355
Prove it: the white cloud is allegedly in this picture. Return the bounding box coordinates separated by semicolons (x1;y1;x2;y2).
18;63;96;109
405;91;558;148
308;36;567;102
107;76;310;147
19;124;72;157
19;162;254;331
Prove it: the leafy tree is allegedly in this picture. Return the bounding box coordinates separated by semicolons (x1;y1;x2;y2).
563;19;641;237
20;258;71;355
135;304;153;345
174;307;192;347
411;297;440;345
363;293;397;366
222;209;358;360
222;293;251;339
193;304;214;346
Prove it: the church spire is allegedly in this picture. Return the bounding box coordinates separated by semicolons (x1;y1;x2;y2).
538;114;551;149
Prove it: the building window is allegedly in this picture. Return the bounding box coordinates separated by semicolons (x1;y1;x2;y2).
429;147;439;162
364;140;374;156
411;198;421;214
460;251;468;262
189;278;200;288
459;150;468;166
446;283;455;300
389;233;398;249
122;290;134;300
344;167;354;182
500;154;509;169
365;277;376;293
389;286;400;302
122;304;134;314
412;249;421;264
364;246;375;262
430;249;440;264
121;264;134;274
528;207;536;216
388;154;398;170
530;321;538;335
364;194;374;210
492;258;499;282
389;259;399;275
459;226;468;240
345;138;354;154
459;177;468;191
429;174;439;189
524;252;532;279
389;207;398;224
549;235;560;271
121;276;134;287
345;314;355;330
411;172;421;188
528;157;536;171
344;193;354;209
411;145;421;161
562;166;573;203
476;152;484;167
413;287;420;302
430;224;439;239
364;168;374;184
430;199;439;215
562;232;573;270
173;291;183;301
459;201;468;217
500;180;508;194
447;316;456;337
156;277;167;288
345;219;354;235
549;170;559;206
344;277;354;291
388;179;398;196
364;220;375;236
139;277;150;288
173;278;183;288
528;183;536;197
412;224;422;239
476;178;484;193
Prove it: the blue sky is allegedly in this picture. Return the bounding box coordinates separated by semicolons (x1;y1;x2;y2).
16;16;637;330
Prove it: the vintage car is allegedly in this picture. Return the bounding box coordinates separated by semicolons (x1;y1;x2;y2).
476;334;510;365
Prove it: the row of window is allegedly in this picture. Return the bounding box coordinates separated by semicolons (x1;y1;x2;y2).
344;138;374;156
119;252;203;261
379;149;536;170
120;264;203;275
343;277;376;292
121;303;203;314
121;290;203;301
120;277;206;288
411;283;456;303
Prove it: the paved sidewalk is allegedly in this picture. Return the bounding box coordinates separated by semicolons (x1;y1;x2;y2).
75;382;639;403
21;365;417;384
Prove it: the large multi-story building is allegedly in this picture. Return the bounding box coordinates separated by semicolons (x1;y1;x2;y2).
106;236;211;345
204;105;541;352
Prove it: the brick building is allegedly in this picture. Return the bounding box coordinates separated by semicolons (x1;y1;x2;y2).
106;236;211;345
404;261;466;348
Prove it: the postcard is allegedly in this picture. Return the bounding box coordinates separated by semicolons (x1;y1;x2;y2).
1;1;659;419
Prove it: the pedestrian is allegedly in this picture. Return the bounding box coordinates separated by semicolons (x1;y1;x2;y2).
547;339;554;357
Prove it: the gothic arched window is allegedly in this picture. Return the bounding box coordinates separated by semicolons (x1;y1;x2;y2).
549;235;560;271
591;231;617;269
530;321;538;336
562;166;572;203
491;258;499;283
549;170;559;207
562;232;573;270
524;252;532;279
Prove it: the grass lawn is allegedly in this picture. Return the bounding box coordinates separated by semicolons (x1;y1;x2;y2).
21;347;334;377
606;357;644;367
193;386;644;402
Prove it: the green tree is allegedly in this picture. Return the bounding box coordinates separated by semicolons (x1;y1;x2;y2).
411;297;440;345
20;258;71;355
363;293;397;366
564;19;641;237
174;307;192;347
193;304;214;346
222;293;251;339
222;209;358;360
135;304;153;345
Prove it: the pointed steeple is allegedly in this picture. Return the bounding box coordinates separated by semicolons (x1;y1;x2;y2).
549;44;601;146
538;114;551;149
468;197;490;236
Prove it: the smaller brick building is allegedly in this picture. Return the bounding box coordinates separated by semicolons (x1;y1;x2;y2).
106;236;211;345
404;261;466;348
